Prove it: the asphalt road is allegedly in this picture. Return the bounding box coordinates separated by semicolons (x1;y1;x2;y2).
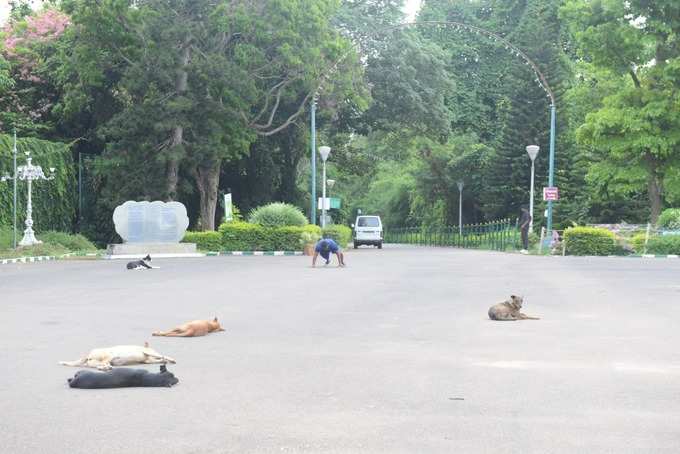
1;246;679;453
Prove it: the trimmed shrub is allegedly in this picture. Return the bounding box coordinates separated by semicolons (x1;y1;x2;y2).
630;232;654;253
248;202;308;228
219;221;269;250
564;227;618;256
322;224;352;246
657;208;680;230
646;235;680;255
40;231;97;251
182;231;222;251
0;225;12;249
218;222;321;251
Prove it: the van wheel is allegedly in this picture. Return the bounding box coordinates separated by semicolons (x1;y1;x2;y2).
353;242;358;249
377;242;383;249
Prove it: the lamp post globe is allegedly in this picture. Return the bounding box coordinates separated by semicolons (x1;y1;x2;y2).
525;145;540;233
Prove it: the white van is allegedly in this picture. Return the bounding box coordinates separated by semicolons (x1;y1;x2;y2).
352;215;383;249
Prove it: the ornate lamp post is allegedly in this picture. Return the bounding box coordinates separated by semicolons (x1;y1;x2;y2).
2;150;55;246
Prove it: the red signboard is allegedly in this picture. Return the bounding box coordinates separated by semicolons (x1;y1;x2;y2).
543;187;559;201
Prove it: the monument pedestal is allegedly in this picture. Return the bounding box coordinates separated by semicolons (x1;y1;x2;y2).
106;242;201;259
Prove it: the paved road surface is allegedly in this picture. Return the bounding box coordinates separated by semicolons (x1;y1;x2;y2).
1;246;679;453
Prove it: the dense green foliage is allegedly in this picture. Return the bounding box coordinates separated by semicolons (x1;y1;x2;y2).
646;235;680;255
248;203;308;228
182;231;223;251
39;230;96;251
0;134;75;232
563;227;618;256
0;225;96;258
218;221;320;251
657;209;680;230
1;0;679;236
321;224;352;246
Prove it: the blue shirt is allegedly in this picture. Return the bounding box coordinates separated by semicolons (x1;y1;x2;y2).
315;239;339;258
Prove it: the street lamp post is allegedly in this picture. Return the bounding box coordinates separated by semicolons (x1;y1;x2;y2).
457;180;464;235
319;146;331;228
2;150;55;247
526;145;540;233
310;95;318;225
326;179;335;225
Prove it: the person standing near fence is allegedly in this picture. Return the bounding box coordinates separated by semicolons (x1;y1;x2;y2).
519;206;531;254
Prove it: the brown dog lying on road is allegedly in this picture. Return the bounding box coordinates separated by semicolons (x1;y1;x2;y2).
152;317;225;337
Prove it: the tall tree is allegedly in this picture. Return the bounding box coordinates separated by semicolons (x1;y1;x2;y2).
562;0;680;222
55;0;359;230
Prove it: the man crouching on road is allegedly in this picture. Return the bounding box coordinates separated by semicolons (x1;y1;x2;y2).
312;237;346;267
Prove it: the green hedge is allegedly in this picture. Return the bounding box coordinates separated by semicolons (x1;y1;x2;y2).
218;222;321;251
40;231;97;251
182;231;222;251
1;225;97;258
630;232;652;253
248;202;308;227
564;226;619;256
657;208;680;230
322;224;352;246
0;135;76;232
646;235;680;255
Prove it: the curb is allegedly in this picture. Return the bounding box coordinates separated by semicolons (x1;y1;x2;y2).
0;255;57;265
0;251;102;265
207;251;303;256
550;254;680;259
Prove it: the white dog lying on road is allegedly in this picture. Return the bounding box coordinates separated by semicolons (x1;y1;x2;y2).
59;343;176;370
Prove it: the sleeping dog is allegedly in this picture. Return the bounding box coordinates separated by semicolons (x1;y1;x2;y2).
68;364;179;389
126;254;159;270
152;317;225;337
59;343;176;370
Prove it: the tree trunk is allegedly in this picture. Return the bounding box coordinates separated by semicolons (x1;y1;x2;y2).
166;41;191;200
195;161;221;231
645;154;663;224
648;173;663;224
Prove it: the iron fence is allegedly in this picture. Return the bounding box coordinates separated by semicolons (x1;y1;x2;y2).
385;219;518;251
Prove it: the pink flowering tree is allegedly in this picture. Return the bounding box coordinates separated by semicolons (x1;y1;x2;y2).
0;8;70;133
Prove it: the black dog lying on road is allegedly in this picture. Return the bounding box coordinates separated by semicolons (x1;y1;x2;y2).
67;365;179;389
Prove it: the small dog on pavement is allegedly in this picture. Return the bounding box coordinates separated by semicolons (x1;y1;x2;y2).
68;364;179;389
152;317;225;337
488;295;540;321
59;343;176;370
126;254;159;270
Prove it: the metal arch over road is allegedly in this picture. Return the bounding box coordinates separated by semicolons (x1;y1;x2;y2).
311;20;558;235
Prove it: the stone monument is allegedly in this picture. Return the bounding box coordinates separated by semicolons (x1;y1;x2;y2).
106;201;198;256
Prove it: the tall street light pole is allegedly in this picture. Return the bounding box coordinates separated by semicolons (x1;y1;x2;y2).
547;105;556;237
1;129;19;249
12;128;17;249
526;145;540;233
457;180;464;235
327;179;335;224
310;95;318;225
319;146;331;228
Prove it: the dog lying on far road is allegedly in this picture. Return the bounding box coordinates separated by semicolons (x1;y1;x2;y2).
59;342;176;370
68;364;179;389
488;295;540;321
126;254;159;270
152;317;225;337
